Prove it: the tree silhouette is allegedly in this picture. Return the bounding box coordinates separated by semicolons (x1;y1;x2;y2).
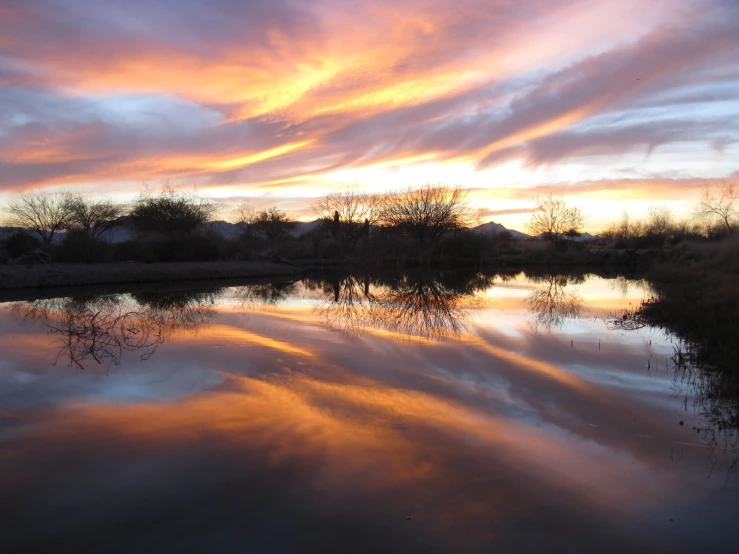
313;187;382;252
695;181;738;234
130;183;215;237
526;194;585;243
5;191;76;244
381;185;471;244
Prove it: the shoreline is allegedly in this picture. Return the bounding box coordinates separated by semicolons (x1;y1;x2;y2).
0;261;303;295
0;259;650;301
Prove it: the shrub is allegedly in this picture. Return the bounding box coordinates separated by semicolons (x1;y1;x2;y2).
130;184;215;237
4;231;41;258
54;229;109;262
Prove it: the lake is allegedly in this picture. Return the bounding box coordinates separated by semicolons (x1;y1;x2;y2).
1;271;737;553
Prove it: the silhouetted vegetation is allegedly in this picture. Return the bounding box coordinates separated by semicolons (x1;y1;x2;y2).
695;181;738;234
312;186;381;253
5;190;76;244
4;231;40;259
381;184;471;245
130;184;216;236
601;186;738;249
119;184;221;263
526;193;586;244
68;196;123;240
2;181;737;276
615;233;739;466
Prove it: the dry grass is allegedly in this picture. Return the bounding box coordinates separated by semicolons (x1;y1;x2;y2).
640;233;739;434
669;232;739;273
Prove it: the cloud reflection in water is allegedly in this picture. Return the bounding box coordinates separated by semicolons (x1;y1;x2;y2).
0;273;737;552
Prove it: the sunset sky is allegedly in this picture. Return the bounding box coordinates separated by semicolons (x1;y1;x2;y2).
1;0;738;231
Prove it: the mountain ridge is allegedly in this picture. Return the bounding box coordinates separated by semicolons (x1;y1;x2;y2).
1;219;601;244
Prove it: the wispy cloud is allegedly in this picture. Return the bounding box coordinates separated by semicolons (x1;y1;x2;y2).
0;0;737;221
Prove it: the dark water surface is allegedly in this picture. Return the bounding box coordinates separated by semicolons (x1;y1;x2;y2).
1;272;737;553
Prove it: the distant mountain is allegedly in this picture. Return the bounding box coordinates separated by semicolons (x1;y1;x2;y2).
104;225;135;244
3;219;549;246
203;219;324;239
562;232;601;242
205;220;241;240
0;227;18;241
0;226;66;244
473;221;529;239
290;219;323;237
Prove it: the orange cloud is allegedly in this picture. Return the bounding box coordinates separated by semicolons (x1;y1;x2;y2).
0;0;736;210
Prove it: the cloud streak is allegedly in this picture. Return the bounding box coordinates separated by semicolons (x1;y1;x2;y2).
0;0;737;225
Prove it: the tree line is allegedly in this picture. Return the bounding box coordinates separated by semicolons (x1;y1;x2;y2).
601;182;738;248
1;183;478;263
1;180;736;265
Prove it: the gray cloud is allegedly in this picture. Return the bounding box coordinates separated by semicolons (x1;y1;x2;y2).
0;0;737;195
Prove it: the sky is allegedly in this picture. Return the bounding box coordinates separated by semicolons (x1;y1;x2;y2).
1;0;738;231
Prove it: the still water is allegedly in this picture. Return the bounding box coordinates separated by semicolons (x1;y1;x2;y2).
1;272;737;553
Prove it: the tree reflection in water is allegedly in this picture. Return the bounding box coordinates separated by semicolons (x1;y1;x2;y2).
10;290;220;370
234;281;299;311
525;273;585;329
313;272;491;340
311;274;378;335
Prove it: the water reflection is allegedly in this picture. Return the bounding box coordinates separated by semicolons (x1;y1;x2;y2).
311;274;377;334
612;307;739;477
525;273;585;328
670;341;739;477
10;289;220;369
235;281;300;309
131;289;220;327
2;272;739;552
312;272;492;340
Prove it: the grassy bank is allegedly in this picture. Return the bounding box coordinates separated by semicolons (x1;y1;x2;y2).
639;234;739;433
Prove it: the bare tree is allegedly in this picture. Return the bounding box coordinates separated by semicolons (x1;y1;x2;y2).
232;203;296;240
526;194;586;243
646;206;673;237
68;197;123;241
5;191;75;244
231;201;256;238
614;211;633;239
129;183;216;236
695;181;738;234
603;211;646;241
249;207;296;240
231;202;256;227
313;186;383;251
381;184;471;244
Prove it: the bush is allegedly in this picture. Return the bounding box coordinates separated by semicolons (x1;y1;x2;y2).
54;229;109;262
113;232;226;262
113;239;147;262
438;230;487;263
130;184;215;236
4;231;40;258
169;232;224;262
